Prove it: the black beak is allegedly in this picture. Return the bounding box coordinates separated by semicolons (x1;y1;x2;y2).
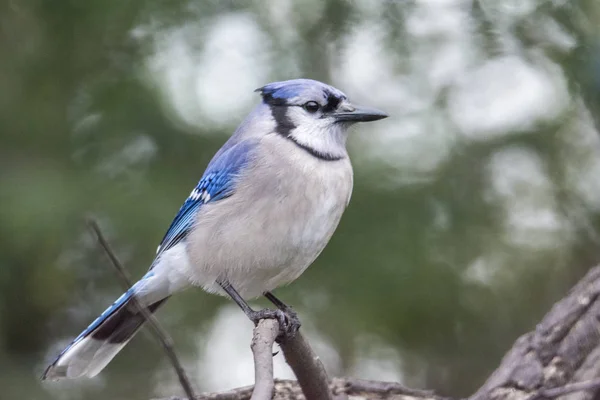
333;103;388;123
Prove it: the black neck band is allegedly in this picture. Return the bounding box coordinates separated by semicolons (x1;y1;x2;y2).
286;135;345;161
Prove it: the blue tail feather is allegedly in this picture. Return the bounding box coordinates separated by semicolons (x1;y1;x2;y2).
77;289;134;342
42;283;168;380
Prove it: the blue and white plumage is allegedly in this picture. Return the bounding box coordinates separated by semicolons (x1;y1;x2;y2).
43;79;387;380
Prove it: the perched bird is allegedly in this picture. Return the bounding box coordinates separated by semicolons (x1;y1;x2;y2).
42;79;387;380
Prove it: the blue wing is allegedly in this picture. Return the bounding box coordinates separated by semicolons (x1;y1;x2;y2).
156;139;257;255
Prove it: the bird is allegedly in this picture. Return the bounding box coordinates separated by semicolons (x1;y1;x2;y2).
42;78;387;381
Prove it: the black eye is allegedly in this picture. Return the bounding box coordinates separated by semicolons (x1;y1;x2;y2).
303;101;320;113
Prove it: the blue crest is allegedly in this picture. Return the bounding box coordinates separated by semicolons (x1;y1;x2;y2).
256;79;346;105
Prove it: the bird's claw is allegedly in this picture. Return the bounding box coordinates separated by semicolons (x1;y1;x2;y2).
249;307;301;342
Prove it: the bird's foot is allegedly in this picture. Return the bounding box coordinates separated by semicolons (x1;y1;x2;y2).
249;307;301;342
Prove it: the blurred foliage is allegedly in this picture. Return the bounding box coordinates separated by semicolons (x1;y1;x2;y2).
2;0;600;399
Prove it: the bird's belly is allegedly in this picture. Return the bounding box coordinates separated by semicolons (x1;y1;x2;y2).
187;192;346;298
186;164;351;299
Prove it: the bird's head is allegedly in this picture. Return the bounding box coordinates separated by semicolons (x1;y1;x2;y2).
256;79;387;160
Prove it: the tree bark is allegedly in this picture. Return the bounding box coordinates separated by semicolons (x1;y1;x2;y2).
470;266;600;400
279;330;332;400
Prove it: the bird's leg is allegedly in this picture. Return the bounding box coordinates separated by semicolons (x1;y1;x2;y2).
264;291;301;328
264;291;301;339
218;280;300;341
218;279;255;317
264;291;289;309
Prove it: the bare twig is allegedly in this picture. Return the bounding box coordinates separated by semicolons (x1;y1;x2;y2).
250;319;280;400
87;218;196;400
279;331;333;400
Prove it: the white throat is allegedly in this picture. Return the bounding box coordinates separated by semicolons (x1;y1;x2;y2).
287;123;348;161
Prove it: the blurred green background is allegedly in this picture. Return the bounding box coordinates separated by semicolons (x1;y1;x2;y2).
3;0;600;398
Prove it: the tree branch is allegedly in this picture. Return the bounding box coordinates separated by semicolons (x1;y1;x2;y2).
279;331;333;400
250;319;279;400
470;265;600;400
88;218;196;400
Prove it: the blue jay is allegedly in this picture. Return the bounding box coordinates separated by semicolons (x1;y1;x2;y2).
43;79;387;380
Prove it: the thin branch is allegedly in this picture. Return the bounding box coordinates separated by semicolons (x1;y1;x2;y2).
87;218;196;400
250;319;280;400
279;331;333;400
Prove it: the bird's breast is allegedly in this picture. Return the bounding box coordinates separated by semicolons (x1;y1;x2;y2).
237;138;353;264
186;136;353;297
